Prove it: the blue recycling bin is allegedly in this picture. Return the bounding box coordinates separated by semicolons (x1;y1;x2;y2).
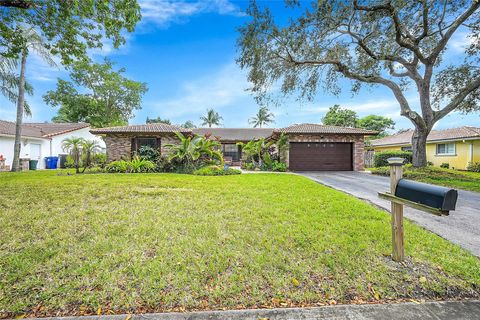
45;156;59;169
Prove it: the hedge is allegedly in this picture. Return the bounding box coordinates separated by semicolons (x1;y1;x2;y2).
374;151;412;167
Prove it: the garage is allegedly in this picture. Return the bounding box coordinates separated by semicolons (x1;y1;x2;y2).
289;142;353;171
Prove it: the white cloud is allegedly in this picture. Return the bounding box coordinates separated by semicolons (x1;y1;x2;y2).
139;0;245;26
143;62;252;119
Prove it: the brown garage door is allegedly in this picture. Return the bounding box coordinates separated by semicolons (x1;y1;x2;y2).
289;142;353;171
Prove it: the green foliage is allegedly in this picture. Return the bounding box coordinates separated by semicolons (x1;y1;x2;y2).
242;162;256;171
80;139;101;172
440;163;450;169
45;59;148;128
467;162;480;172
322;105;358;127
357;115;395;137
61;137;84;173
0;1;141;64
271;161;287;172
193;165;241;176
64;155;75;169
374;151;412;168
146;117;171;124
93;153;107;168
237;137;274;168
249;106;275;128
200;108;223;128
370;164;480;193
181;120;196;129
165;132;223;173
136;145;161;163
105;157;156;173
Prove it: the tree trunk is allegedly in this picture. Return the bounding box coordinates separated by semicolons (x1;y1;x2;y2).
411;127;429;167
11;49;27;172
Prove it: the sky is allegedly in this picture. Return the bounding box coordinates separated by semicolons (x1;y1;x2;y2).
1;0;478;132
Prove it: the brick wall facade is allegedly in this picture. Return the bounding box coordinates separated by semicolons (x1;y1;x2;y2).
287;133;365;171
103;133;181;162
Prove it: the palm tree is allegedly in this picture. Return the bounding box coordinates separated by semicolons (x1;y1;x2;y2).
11;26;56;171
0;57;33;116
81;139;101;172
200;108;223;128
62;137;85;173
249;106;275;128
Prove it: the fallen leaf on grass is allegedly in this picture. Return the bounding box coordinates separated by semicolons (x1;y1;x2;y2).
97;307;102;315
291;278;300;286
419;276;427;283
125;314;132;320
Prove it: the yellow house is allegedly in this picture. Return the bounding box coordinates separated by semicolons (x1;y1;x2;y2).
370;126;480;170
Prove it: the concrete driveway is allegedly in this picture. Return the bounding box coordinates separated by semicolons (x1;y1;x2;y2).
299;171;480;257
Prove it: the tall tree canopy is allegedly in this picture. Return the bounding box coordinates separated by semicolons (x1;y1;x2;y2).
357;115;395;137
249;106;275;128
322;105;358;127
200;108;223;128
44;59;148;128
237;0;480;167
0;1;141;64
146;117;171;124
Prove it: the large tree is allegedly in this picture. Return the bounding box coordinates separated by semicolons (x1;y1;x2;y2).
237;0;480;167
322;105;358;127
0;1;141;64
200;108;223;128
11;27;54;172
357;115;395;137
249;106;275;128
44;59;148;128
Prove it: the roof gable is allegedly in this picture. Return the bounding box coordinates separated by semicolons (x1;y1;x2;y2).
371;126;480;146
277;123;377;135
0;120;90;139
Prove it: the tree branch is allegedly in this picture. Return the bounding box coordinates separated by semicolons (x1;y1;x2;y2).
434;76;480;121
428;1;480;62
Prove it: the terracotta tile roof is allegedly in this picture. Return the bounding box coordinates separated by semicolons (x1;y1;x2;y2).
24;122;90;137
90;123;191;134
0;120;90;138
277;123;378;135
371;126;480;146
193;128;274;141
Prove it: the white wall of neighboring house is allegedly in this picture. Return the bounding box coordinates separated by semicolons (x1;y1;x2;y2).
50;127;106;158
0;135;49;169
0;126;105;170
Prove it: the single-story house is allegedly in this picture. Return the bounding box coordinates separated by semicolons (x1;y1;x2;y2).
90;123;376;171
0;120;105;170
370;126;480;170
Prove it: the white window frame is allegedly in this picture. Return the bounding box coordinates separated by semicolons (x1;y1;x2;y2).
436;143;456;155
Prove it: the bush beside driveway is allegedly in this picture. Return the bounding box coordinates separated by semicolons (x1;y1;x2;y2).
0;171;479;318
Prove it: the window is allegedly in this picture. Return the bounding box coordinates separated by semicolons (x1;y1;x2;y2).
436;143;455;155
132;137;159;153
222;144;240;160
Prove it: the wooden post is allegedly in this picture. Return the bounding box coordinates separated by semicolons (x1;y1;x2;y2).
389;160;404;262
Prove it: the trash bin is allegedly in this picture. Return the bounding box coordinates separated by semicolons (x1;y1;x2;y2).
50;156;59;169
45;156;59;169
59;154;68;169
29;159;38;170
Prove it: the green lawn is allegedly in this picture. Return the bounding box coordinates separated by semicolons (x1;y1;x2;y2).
0;171;479;318
369;165;480;193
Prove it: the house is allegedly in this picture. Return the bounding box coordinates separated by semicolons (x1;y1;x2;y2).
0;120;105;170
90;123;376;171
370;126;480;170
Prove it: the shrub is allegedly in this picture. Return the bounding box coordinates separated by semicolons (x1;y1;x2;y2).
193;165;241;176
136;145;161;162
374;151;412;167
467;162;480;172
105;157;156;173
65;155;75;168
242;162;256;171
93;153;107;168
271;161;287;172
440;162;450;169
427;161;434;166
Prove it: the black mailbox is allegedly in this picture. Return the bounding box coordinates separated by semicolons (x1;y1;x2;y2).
395;179;458;211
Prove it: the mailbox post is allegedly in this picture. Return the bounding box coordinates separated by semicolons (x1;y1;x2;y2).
388;157;405;262
378;158;458;263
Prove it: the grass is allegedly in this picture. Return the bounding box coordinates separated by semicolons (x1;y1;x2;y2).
369;164;480;192
0;171;479;318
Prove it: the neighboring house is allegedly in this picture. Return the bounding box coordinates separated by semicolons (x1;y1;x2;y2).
91;123;376;171
370;126;480;170
0;120;105;170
